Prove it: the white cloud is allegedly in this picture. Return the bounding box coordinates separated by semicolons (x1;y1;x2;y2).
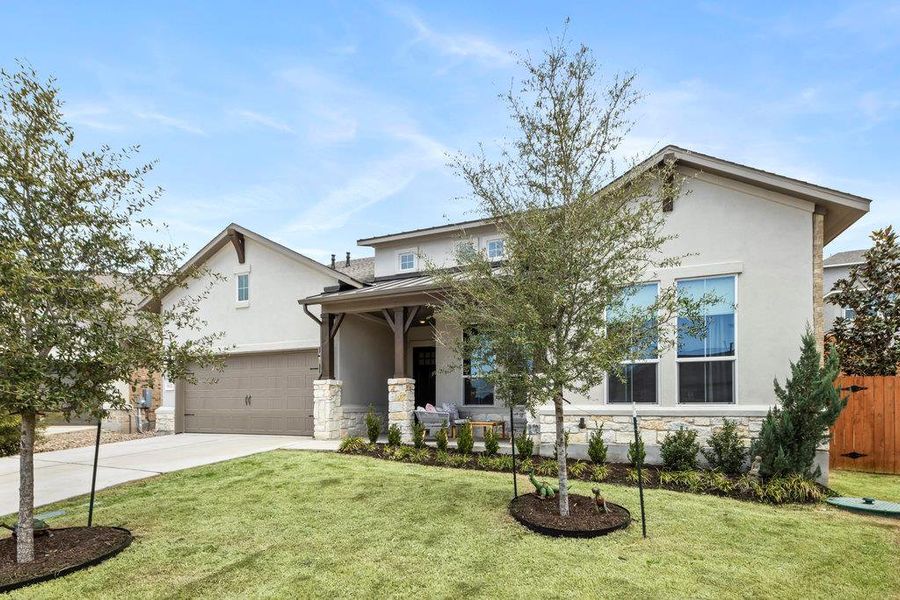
229;109;295;133
63;102;124;132
134;111;206;135
389;6;513;66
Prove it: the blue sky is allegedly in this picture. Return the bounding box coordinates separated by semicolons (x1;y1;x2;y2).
2;1;898;260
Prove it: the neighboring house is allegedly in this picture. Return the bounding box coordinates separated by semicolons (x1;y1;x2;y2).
823;249;866;333
147;145;871;481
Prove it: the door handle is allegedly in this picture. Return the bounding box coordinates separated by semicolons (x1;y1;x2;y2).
247;394;252;406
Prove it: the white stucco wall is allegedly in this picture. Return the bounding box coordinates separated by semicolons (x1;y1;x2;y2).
372;224;502;278
376;171;818;415
162;237;337;352
336;314;393;409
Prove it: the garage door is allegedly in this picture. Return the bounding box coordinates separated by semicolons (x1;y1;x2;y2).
183;350;318;435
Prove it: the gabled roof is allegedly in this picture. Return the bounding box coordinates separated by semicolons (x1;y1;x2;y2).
824;249;867;268
139;223;365;312
356;145;871;247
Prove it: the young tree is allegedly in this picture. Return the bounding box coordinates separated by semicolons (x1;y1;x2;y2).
0;64;221;562
830;226;900;375
432;32;706;516
754;330;846;479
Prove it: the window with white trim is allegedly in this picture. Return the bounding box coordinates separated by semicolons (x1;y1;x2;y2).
677;275;736;403
399;251;416;271
463;329;495;405
236;273;249;303
486;238;505;260
843;307;856;320
607;282;659;404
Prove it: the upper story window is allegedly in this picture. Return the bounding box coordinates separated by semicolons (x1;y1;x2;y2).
677;275;736;403
236;273;250;303
399;251;416;271
486;238;505;260
607;282;659;404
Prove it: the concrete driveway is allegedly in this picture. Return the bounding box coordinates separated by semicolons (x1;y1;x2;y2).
0;433;338;516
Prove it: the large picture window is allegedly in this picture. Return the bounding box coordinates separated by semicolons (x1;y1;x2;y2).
463;331;494;405
677;275;736;403
607;282;659;404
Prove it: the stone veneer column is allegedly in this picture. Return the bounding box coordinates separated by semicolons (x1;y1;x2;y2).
154;375;176;434
313;379;344;440
387;378;415;443
813;208;825;360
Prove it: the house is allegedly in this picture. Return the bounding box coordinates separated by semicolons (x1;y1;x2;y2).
823;249;867;333
147;146;871;479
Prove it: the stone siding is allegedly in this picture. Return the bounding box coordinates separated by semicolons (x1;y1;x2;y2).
342;405;387;438
313;379;344;441
388;378;415;442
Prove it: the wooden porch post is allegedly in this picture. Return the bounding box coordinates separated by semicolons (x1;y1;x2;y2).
392;307;405;378
320;311;335;379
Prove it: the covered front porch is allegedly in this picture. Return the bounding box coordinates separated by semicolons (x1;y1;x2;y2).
302;279;529;443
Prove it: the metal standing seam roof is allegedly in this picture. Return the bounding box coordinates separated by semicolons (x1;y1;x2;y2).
303;273;441;303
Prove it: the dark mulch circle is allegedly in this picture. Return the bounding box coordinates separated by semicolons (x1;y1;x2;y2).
509;493;630;538
0;526;132;593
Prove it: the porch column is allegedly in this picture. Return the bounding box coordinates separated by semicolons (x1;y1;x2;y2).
384;306;419;442
320;311;335;379
314;379;344;440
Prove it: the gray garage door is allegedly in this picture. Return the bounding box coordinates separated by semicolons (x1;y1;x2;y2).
183;350;318;435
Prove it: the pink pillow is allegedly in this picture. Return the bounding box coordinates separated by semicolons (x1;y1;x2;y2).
425;403;437;412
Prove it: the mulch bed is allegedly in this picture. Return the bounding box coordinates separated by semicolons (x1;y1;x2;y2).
0;527;132;593
341;443;830;504
509;493;630;537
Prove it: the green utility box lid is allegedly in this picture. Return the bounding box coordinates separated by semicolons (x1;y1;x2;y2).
826;497;900;518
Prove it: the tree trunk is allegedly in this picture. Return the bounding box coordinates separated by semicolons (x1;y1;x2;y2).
554;394;570;517
17;411;36;563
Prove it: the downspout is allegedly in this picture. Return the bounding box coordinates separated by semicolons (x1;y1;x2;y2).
299;301;322;325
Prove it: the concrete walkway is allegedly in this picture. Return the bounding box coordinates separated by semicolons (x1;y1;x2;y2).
0;433;338;516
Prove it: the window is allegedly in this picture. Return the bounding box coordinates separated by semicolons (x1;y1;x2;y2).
236;273;249;303
843;307;856;320
463;330;495;405
607;282;659;404
486;238;504;260
677;275;736;403
399;251;416;271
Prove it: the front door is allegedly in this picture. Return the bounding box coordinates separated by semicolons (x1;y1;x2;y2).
413;347;436;408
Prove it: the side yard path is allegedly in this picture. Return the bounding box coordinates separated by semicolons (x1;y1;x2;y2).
4;451;898;599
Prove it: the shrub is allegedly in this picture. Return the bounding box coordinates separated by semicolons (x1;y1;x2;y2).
410;447;431;463
477;454;513;471
535;459;558;477
0;414;20;457
701;419;746;475
517;458;534;473
590;464;609;482
365;405;381;444
626;467;653;485
338;436;367;453
628;435;645;467
660;427;700;471
387;424;401;447
435;425;449;452
513;433;533;458
762;475;825;504
587;425;608;464
412;422;426;449
483;428;499;456
456;422;474;454
434;450;450;465
568;460;589;479
447;452;470;468
754;331;846;479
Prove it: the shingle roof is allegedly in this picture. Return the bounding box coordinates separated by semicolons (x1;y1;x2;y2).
824;249;867;267
334;257;375;282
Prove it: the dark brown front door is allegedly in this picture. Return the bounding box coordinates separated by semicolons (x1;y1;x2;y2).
413;347;436;408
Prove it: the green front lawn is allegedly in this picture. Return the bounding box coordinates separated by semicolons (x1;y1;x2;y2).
5;451;899;599
829;469;900;503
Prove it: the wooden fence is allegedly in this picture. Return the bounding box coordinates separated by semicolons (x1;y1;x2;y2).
830;375;899;474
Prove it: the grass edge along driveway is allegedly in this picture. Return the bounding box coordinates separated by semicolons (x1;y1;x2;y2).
4;451;898;599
